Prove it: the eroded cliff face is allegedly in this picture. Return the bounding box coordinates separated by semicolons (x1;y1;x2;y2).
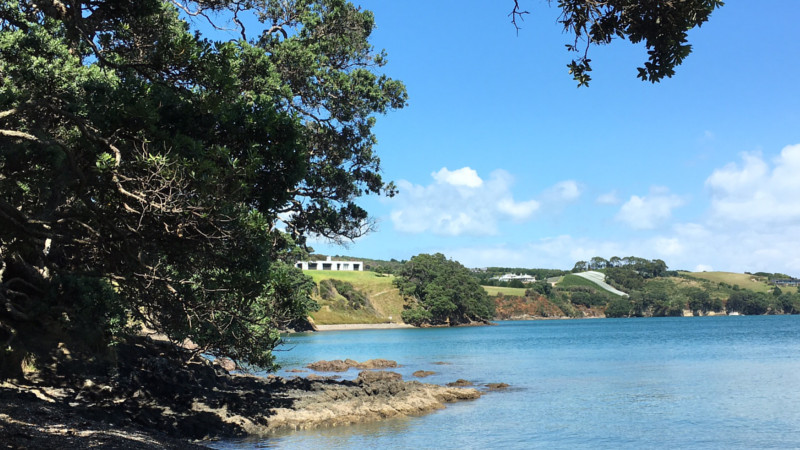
493;294;605;320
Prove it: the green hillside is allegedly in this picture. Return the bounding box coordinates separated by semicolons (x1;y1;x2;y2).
682;271;774;294
484;286;528;297
306;271;405;325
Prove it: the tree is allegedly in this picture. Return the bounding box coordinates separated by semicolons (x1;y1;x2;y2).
572;261;588;272
395;253;494;326
686;288;711;315
589;256;608;270
511;0;725;86
604;297;632;318
0;0;405;372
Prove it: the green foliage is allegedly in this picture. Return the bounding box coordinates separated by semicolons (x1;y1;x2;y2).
525;281;554;298
50;276;130;348
0;0;403;370
319;279;368;310
400;307;432;327
395;253;494;326
547;0;724;86
605;297;633;318
726;291;773;316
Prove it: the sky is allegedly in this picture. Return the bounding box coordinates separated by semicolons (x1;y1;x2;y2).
302;1;800;274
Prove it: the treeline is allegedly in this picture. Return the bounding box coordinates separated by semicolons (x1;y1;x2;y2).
572;256;671;278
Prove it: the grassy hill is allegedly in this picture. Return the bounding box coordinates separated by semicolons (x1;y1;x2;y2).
682;271;774;294
306;271;406;325
483;286;528;297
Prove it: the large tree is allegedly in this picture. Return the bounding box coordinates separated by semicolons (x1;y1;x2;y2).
395;253;495;326
0;0;405;372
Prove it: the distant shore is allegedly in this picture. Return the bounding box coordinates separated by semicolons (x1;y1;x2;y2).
315;323;415;331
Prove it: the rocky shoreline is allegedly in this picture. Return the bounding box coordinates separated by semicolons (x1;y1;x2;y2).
0;339;489;448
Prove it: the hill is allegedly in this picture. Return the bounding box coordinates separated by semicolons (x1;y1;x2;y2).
682;271;774;294
305;271;405;325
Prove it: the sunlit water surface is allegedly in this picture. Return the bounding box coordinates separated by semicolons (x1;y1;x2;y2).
212;316;800;449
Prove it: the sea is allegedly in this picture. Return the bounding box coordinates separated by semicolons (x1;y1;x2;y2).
214;316;800;449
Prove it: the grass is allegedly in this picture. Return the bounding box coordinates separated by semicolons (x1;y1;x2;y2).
683;271;774;294
305;271;406;325
557;274;604;290
484;286;527;297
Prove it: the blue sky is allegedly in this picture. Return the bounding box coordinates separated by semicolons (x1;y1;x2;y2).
303;1;800;274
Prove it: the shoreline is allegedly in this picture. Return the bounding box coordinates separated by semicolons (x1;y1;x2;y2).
0;337;485;448
314;323;415;331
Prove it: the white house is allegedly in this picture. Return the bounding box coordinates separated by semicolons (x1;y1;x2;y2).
295;256;363;271
492;273;536;283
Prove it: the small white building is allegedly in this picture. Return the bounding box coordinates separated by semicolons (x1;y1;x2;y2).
295;256;363;272
492;273;536;283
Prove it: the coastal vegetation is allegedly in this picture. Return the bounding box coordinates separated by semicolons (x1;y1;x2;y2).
303;255;799;323
394;253;495;326
0;0;406;375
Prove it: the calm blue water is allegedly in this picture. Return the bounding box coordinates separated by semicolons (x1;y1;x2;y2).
217;316;800;449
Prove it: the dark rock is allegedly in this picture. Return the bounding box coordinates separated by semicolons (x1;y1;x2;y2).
446;379;473;387
306;358;398;372
412;370;436;378
356;370;402;384
485;383;509;391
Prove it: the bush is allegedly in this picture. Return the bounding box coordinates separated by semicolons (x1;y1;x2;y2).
401;307;432;326
605;298;632;318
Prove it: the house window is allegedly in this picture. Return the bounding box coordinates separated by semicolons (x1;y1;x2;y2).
353;264;360;270
309;262;318;270
322;263;332;270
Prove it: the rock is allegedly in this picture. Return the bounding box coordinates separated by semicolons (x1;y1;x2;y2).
358;359;398;369
485;383;509;391
446;379;473;387
412;370;436;378
306;358;399;372
306;360;352;372
356;370;402;384
306;374;341;381
432;361;450;365
285;369;306;373
215;357;236;372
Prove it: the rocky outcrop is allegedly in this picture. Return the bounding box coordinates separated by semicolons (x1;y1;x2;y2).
412;370;436;378
250;376;482;433
0;338;483;446
306;358;398;372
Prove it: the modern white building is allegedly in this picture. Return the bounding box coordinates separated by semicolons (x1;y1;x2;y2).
295;256;363;271
492;273;536;283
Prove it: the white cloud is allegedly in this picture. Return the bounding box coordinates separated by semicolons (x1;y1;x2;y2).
543;180;582;202
596;191;620;205
616;187;685;230
390;168;540;236
382;143;800;276
706;144;800;224
431;167;483;188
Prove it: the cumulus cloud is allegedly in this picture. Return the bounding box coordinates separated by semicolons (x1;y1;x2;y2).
615;187;685;230
390;168;541;236
706;144;800;224
431;167;483;188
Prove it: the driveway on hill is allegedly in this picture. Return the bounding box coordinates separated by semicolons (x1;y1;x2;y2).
574;271;629;297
